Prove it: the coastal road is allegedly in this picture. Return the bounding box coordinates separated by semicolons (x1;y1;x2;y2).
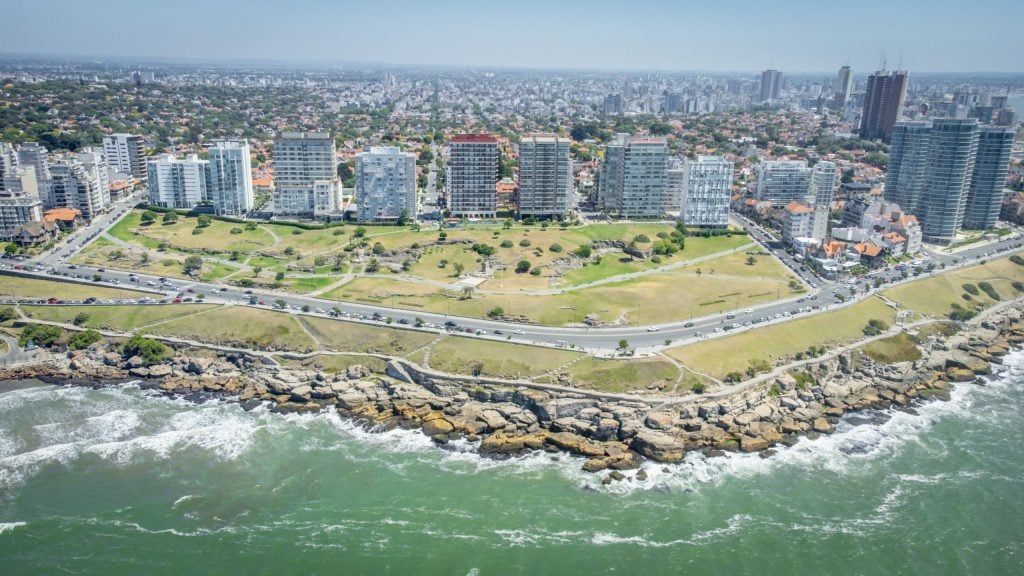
11;210;1024;354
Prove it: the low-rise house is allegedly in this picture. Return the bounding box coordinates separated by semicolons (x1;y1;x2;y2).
12;220;57;246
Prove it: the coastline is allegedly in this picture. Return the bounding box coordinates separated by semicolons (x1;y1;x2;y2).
3;301;1023;484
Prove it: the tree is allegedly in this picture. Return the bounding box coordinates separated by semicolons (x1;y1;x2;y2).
746;255;757;266
122;334;168;365
353;227;367;238
140;210;157;225
275;271;285;281
549;243;563;253
397;209;409;226
4;243;17;254
72;312;90;326
573;245;592;258
162;212;178;225
503;219;513;230
69;329;102;350
487;306;504;318
515;260;531;273
618;339;629;351
274;299;286;307
183;255;203;274
0;308;15;322
453;262;466;275
196;214;212;227
301;304;310;312
372;242;386;255
19;324;62;347
366;258;380;273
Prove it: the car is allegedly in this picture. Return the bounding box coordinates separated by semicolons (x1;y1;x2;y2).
683;321;694;328
744;308;753;314
646;326;660;332
694;331;705;337
513;329;525;335
726;313;735;319
397;319;410;325
444;320;457;328
493;329;503;335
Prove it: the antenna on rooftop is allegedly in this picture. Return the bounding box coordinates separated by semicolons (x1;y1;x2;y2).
897;51;903;70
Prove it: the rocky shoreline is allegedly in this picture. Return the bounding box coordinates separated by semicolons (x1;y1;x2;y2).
4;302;1023;484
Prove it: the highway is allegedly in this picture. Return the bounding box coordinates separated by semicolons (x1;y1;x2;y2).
8;198;1024;355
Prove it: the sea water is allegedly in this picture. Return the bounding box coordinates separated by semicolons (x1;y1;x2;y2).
1;351;1023;575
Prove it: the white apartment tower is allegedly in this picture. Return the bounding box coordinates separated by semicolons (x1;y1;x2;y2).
49;158;110;220
354;146;417;223
808;161;837;240
103;133;146;179
517;134;572;218
597;135;667;218
448;134;499;218
272;132;341;218
681;156;734;227
147;154;210;209
208;139;254;216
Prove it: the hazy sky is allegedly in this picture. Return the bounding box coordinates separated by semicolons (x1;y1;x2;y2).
2;0;1021;72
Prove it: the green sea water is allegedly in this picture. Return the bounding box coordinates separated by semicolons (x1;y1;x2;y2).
2;352;1023;575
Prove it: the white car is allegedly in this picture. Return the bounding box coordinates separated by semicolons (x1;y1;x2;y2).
513;329;525;335
646;326;660;332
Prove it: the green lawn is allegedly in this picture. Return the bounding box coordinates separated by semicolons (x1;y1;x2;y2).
427;337;581;379
146;306;317;352
564;357;681;393
20;304;217;331
883;257;1024;318
275;354;389;375
298;316;436;356
667;297;898;380
860;332;922;364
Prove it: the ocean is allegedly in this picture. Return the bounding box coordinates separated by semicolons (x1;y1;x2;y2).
2;351;1023;575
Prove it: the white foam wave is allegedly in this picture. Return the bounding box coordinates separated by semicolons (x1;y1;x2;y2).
0;521;27;535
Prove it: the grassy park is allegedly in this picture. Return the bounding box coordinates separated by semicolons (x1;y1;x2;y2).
882;256;1024;318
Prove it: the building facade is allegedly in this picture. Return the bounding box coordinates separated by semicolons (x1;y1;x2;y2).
619;138;667;218
272;132;341;218
49;159;109;220
782;202;814;245
759;69;783;102
102;133;146;179
860;70;909;143
207;139;254;216
755;161;811;207
833;65;853;111
808;161;837;240
963;126;1015;230
354;146;417;223
517;134;571;218
917;119;980;244
448;134;498;218
680;155;733;227
147;154;210;209
885;121;933;214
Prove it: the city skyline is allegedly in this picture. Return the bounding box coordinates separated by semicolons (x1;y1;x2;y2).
1;0;1022;73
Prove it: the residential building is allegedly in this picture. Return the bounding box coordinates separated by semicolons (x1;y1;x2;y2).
16;142;50;182
759;69;783;102
448;133;498;218
2;165;38;197
102;133;146;179
782;202;814;246
74;150;110;209
0;142;19;186
859;70;908;143
354;146;417;223
11;220;57;247
808;161;837;240
208;139;255;216
619;137;668;218
603;93;623;115
517;134;572;218
885;121;933;214
917;119;980;244
147;154;209;209
0;183;43;240
963;126;1014;230
597;134;627;210
272;132;342;218
48;158;109;220
664;159;685;213
680;155;733;227
833;65;853;111
755;160;811;207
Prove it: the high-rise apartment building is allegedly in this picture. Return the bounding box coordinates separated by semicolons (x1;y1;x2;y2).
833;65;853;111
103;133;146;179
603;94;624;114
808;161;837;240
272;132;341;218
918;119;979;244
208;139;254;216
354;146;417;223
885;121;933;214
517;134;572;218
0;163;42;239
963;126;1015;230
147;154;210;209
860;70;908;143
755;161;812;207
448;134;498;218
49;158;110;220
17;142;51;182
759;69;783;102
596;135;667;218
680;156;733;227
664;159;686;213
0;143;20;188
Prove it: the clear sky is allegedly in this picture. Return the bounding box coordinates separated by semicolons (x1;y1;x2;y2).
1;0;1021;72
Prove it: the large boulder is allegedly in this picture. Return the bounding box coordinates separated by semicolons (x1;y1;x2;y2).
147;364;172;378
422;415;455;437
630;430;685;463
644;412;674;430
479;433;524;454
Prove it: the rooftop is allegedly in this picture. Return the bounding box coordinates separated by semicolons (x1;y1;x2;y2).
451;133;498;144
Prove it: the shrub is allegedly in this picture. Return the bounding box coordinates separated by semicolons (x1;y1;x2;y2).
122;334;168;366
191;227;203;235
862;318;889;336
68;329;102;350
196;214;212;227
1010;254;1024;266
768;383;782;397
549;243;563;253
978;281;1000;301
962;283;979;296
230;227;243;234
472;243;495;256
515;260;531;273
72;312;90;326
529;267;542;276
487;306;504;318
725;371;744;383
573;245;592;258
650;255;662;264
19;324;62;347
291;229;303;235
244;222;258;231
162;212;178;225
691;381;707;394
632;234;651;243
140;211;157;225
0;308;15;322
372;242;386;255
519;239;531;247
500;240;513;248
333;228;345;236
1013;281;1024;292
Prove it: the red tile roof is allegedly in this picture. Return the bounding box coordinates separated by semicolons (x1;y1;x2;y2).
451;134;497;144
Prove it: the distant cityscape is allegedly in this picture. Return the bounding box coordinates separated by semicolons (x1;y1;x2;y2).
0;58;1021;276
